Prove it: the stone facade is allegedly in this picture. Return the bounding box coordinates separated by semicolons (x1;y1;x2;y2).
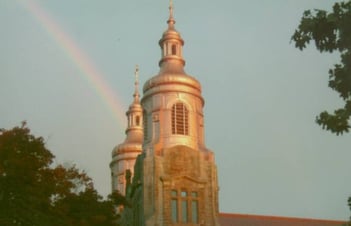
141;145;219;226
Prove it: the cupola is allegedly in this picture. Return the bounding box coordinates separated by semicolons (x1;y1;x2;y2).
110;66;143;195
142;1;202;102
158;0;185;68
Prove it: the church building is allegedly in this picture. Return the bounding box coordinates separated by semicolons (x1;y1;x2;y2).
110;2;346;226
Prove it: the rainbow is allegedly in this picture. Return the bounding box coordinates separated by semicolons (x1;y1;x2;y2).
19;0;127;130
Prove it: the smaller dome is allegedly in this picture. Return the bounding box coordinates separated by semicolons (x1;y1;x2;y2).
112;141;142;158
159;27;184;46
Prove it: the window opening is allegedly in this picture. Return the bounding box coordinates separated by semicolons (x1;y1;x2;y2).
171;189;199;223
136;115;140;126
171;199;178;223
143;110;148;141
171;190;178;222
181;200;188;223
171;190;178;197
128;115;131;127
171;103;189;135
171;44;177;55
191;200;198;223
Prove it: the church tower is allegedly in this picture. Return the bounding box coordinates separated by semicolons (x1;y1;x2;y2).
110;66;143;196
140;2;219;226
113;2;220;226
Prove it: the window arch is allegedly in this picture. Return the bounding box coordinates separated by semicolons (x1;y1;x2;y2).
171;102;189;135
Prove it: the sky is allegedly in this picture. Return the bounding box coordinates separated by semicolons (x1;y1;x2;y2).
1;0;350;221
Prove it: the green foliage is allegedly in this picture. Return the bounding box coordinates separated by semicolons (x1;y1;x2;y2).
0;123;120;226
54;189;117;226
291;1;351;135
0;122;56;225
108;190;129;207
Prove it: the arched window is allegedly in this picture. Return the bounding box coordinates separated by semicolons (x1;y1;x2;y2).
171;102;189;135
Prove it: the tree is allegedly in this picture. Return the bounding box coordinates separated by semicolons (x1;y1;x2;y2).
291;1;351;135
54;188;118;226
0;122;57;225
0;123;119;226
348;197;351;226
108;190;129;208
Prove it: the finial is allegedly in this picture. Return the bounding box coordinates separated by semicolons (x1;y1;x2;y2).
135;64;139;85
167;0;175;28
133;65;140;103
169;0;174;19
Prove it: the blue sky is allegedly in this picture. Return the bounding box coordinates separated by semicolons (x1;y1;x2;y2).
1;0;350;221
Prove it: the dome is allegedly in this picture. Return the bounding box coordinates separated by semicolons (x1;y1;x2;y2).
143;72;201;93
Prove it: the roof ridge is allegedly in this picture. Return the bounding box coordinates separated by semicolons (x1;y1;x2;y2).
218;212;347;223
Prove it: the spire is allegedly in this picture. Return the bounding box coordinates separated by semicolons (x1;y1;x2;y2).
168;0;175;28
169;0;173;19
133;65;140;103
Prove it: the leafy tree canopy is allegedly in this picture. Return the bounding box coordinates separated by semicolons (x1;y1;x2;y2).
291;1;351;135
0;122;120;226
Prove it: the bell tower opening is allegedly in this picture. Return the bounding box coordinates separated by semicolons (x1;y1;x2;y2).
171;44;177;55
136;115;140;126
171;102;189;135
